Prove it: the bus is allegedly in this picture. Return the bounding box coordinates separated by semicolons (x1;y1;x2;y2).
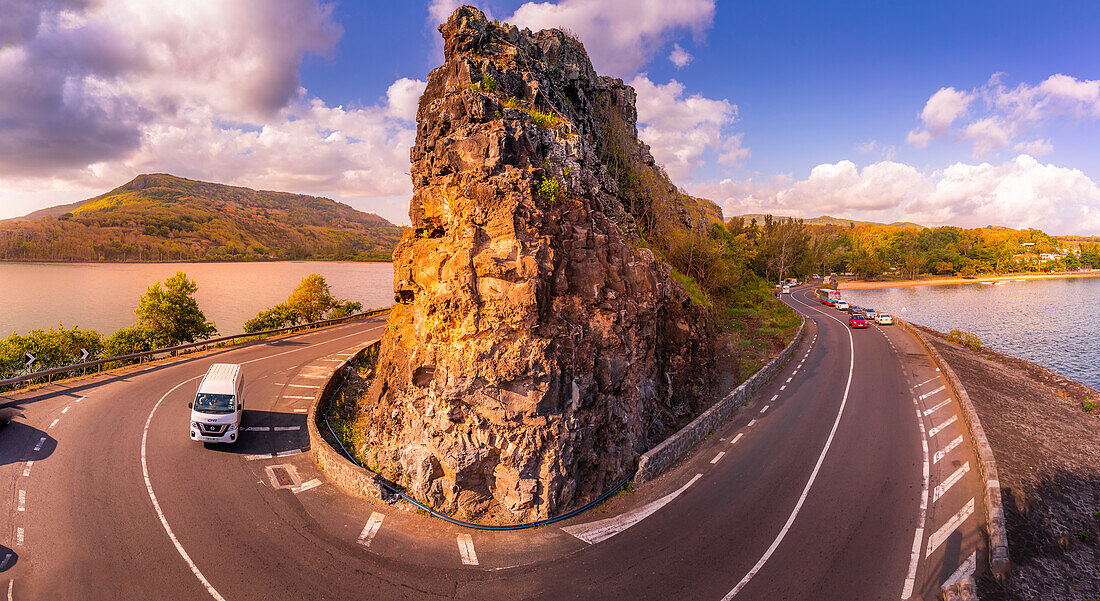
817;288;841;306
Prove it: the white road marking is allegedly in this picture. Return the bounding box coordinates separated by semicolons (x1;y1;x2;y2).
22;461;33;477
293;408;308;413
760;405;769;413
721;290;856;600
61;406;70;414
563;474;703;544
283;395;313;400
711;452;725;464
785;377;792;383
771;394;779;401
275;449;304;457
244;454;272;461
779;385;786;391
358;512;385;546
913;377;938;389
6;578;12;601
297;374;326;379
15;528;23;546
141;377;229;601
33;437;45;452
274;426;301;431
457;534;479;565
928;415;958;437
747;419;757;427
48;419;59;429
319;358;344;363
730;433;744;445
244;427;271;432
927;498;974;557
943;551;977;587
245;448;305;461
286;384;320;389
74;396;84;402
792;370;798;375
934;436;965;464
919;385;946;400
17;490;25;512
933;462;971;502
922;398;952;416
293;479;322;494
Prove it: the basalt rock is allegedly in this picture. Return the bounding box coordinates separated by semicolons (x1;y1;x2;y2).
358;6;720;522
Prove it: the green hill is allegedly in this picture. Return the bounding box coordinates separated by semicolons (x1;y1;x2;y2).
732;214;927;229
0;174;404;262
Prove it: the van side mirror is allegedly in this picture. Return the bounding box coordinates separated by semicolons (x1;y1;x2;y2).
188;402;192;409
238;404;243;411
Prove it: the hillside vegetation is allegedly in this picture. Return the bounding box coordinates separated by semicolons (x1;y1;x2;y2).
0;174;403;262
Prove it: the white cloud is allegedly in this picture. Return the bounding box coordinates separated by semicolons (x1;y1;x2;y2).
386;78;428;122
908;73;1100;158
508;0;715;75
855;140;877;154
696;155;1100;235
1014;138;1053;156
668;43;693;68
630;74;740;180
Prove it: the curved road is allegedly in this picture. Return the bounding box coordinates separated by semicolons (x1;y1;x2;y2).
1;290;987;600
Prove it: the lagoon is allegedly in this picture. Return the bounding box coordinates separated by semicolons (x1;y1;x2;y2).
0;261;394;339
841;276;1100;390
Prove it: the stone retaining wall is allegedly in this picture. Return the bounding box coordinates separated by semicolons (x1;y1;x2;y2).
635;316;806;483
897;320;1011;581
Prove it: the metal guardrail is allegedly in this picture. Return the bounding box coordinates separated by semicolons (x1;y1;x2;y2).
0;306;392;389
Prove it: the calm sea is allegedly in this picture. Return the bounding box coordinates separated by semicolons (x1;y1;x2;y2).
841;277;1100;390
0;262;394;338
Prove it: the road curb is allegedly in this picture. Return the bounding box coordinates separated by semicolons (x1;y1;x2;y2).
635;313;806;483
306;341;390;501
897;319;1011;581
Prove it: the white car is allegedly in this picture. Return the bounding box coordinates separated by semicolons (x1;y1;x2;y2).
835;300;849;310
782;285;791;294
875;313;894;325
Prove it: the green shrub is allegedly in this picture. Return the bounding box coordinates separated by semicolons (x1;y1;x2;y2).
946;329;983;351
537;177;564;203
528;107;558;128
480;73;497;92
1084;400;1097;413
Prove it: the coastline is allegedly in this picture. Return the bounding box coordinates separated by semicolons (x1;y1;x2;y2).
836;269;1100;290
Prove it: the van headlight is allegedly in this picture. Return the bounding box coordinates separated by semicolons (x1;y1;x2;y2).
227;423;238;431
191;421;200;429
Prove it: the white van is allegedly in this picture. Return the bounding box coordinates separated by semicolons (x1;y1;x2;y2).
189;363;244;443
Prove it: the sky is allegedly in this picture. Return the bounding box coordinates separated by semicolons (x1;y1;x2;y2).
2;0;1100;234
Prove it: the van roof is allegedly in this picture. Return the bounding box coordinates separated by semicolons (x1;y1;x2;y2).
197;363;241;396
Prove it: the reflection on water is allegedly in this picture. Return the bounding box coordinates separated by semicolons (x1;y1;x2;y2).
0;262;394;338
841;277;1100;390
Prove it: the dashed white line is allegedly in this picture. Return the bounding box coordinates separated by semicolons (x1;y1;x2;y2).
933;436;965;464
293;408;309;413
286;384;320;389
457;534;479;565
358;512;385;546
15;528;23;546
927;498;975;557
747;419;757;427
283;395;313;400
61;406;70;414
785;377;792;383
22;461;33;477
760;405;770;414
922;398;952;416
919;385;946;400
792;370;798;375
730;433;744;445
244;427;271;432
33;437;45;452
928;415;958;437
48;418;59;429
297;374;326;379
779;385;786;391
710;452;725;464
74;396;84;402
7;577;12;600
771;394;779;401
274;426;301;431
17;490;25;512
293;479;322;494
933;462;971;502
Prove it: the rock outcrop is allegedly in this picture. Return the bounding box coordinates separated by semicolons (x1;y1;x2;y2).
358;6;721;522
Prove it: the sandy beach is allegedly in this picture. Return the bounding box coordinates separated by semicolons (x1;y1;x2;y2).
835;270;1100;290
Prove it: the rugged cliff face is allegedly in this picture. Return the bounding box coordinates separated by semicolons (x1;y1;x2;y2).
358;6;720;522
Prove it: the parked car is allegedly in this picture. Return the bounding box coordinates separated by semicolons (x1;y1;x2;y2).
835;300;849;310
875;313;894;325
849;313;869;328
863;308;877;320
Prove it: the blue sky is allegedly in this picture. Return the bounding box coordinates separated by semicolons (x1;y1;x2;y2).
3;0;1100;233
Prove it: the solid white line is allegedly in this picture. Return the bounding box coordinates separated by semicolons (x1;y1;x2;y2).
141;377;228;601
457;534;479;565
934;436;965;464
721;290;856;600
943;551;977;587
283;395;313;400
293;479;322;494
17;490;25;512
22;461;33;477
61;406;70;414
48;419;59;429
913;377;938;388
923;398;952;416
274;426;300;431
7;577;12;601
33;437;45;452
919;385;946;400
933;462;971;502
760;405;769;413
730;433;744;445
902;407;931;600
293;408;308;413
358;512;385;546
15;528;23;546
562;474;703;544
286;384;320;389
711;452;725;464
244;427;271;432
927;498;975;557
928;415;958;437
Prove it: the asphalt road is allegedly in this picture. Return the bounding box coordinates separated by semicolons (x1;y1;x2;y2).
1;290;988;600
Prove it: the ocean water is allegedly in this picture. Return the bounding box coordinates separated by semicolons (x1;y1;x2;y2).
0;261;394;338
840;277;1100;390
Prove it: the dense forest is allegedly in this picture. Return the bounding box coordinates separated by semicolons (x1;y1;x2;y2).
0;174;404;262
718;215;1100;281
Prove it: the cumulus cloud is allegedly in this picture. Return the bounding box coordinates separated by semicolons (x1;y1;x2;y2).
629;74;740;180
508;0;715;75
0;0;424;225
908;73;1100;158
694;155;1100;235
668;43;693;68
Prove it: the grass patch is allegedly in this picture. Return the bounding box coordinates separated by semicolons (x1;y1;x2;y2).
670;268;713;309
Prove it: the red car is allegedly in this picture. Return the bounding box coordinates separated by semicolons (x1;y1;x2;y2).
848;313;869;328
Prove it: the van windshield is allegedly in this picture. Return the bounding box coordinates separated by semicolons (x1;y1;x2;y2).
193;393;236;414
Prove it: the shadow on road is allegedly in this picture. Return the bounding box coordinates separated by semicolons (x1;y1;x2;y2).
0;417;56;468
201;409;309;455
0;545;16;573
